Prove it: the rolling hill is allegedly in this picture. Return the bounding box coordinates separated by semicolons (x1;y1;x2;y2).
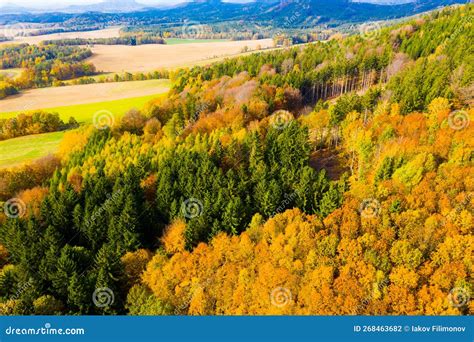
0;0;468;26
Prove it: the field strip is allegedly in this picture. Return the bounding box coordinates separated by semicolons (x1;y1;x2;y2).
165;38;228;45
0;79;170;114
1;93;166;123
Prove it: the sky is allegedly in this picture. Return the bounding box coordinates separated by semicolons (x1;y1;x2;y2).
0;0;250;7
0;0;416;8
0;0;200;7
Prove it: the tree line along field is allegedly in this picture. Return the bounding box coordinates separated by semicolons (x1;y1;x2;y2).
164;38;228;45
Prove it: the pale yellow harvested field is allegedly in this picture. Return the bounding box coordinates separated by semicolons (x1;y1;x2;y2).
88;39;275;72
0;79;170;113
0;27;122;45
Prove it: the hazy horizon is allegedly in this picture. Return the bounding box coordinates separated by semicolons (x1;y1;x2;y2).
0;0;419;9
0;0;257;9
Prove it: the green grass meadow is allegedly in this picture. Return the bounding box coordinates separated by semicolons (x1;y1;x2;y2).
0;131;65;168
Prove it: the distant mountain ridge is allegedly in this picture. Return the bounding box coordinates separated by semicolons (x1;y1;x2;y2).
0;2;30;14
0;0;469;25
64;0;147;13
0;0;170;14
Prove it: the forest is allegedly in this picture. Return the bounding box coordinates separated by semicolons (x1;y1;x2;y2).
0;111;78;141
0;4;472;316
120;24;328;44
41;36;166;47
0;43;95;90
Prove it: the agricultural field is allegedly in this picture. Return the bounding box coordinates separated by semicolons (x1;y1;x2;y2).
87;39;274;72
164;38;228;45
0;131;64;168
1;92;166;122
0;27;122;45
0;79;170;114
